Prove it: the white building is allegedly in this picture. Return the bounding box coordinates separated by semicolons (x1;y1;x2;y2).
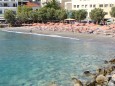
0;0;30;20
69;0;115;19
0;0;19;20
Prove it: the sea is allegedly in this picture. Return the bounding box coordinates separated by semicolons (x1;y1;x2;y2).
0;30;115;86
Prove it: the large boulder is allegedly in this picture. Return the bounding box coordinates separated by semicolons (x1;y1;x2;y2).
109;58;115;64
108;74;115;86
96;75;107;85
72;77;83;86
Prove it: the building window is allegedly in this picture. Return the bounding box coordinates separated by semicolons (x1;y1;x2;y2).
13;3;16;7
93;5;96;8
4;3;8;7
0;10;2;14
110;4;114;7
82;5;84;8
99;4;103;7
77;5;79;8
104;4;108;7
0;3;2;7
74;5;76;8
85;5;87;8
90;5;92;7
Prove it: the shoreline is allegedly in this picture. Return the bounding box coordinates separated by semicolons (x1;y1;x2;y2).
1;26;115;41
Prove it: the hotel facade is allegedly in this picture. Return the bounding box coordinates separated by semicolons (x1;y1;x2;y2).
70;0;115;19
1;0;115;20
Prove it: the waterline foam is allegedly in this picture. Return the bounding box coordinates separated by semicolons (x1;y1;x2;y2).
2;30;80;41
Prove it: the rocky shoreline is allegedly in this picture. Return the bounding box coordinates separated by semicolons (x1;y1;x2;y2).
71;58;115;86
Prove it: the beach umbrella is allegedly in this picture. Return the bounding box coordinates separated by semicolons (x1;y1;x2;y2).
64;18;76;21
64;18;76;24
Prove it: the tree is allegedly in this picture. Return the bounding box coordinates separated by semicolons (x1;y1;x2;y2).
17;12;29;23
4;10;16;26
37;7;47;22
29;10;39;23
71;10;76;19
55;9;67;21
45;0;60;10
46;8;56;21
90;8;107;24
75;10;87;22
17;6;32;23
110;7;115;18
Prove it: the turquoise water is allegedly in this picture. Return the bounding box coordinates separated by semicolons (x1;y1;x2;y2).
0;31;115;86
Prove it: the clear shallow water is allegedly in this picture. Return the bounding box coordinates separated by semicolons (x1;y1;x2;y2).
0;31;115;86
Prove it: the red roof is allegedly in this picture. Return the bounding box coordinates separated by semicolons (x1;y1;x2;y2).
25;2;40;7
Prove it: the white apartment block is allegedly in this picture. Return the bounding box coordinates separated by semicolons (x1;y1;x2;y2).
0;0;29;20
70;0;115;19
0;0;18;20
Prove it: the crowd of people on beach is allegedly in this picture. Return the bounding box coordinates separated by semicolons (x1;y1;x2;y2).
27;22;115;37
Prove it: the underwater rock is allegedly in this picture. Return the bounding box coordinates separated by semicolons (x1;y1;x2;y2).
49;82;57;86
84;71;91;76
104;60;108;64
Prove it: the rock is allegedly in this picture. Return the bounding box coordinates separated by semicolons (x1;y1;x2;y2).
96;75;107;85
104;67;112;75
109;58;115;64
108;74;115;86
84;71;91;76
72;77;83;86
85;80;96;86
111;66;115;71
104;60;108;64
96;68;106;75
49;82;57;86
111;74;115;81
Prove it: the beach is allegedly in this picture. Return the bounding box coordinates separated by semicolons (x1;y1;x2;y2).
1;24;115;42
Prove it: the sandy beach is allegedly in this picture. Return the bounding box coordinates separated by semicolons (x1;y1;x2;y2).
0;25;115;42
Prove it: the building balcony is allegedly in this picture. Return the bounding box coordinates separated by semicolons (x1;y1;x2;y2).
0;5;17;8
0;7;17;9
0;14;4;17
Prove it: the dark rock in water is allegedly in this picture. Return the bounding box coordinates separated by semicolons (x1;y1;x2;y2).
104;60;108;64
109;58;115;64
72;77;83;86
84;71;91;76
22;83;25;86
